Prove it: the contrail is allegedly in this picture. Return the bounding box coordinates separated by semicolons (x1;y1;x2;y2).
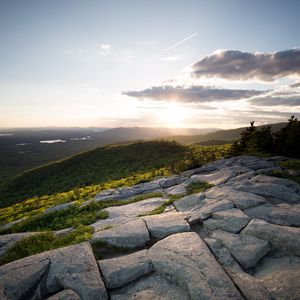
146;32;198;61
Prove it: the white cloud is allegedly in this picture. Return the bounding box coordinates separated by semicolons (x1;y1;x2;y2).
162;56;180;61
99;44;111;56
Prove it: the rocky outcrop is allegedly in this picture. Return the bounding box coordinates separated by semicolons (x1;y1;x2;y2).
1;155;300;299
0;242;107;300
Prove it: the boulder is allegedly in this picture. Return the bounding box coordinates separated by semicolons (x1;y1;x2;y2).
205;238;273;300
148;232;243;300
92;219;150;249
254;255;300;300
188;199;234;224
203;208;250;233
251;174;300;193
142;212;190;239
241;219;300;256
244;203;300;226
205;186;266;209
0;242;107;300
173;193;205;212
98;250;153;289
211;230;271;268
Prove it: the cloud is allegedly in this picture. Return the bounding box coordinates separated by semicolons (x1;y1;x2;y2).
190;48;300;81
99;44;111;56
249;91;300;106
123;85;263;103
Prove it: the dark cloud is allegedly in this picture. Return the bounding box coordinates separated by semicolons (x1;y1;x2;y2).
191;49;300;81
123;85;263;103
250;95;300;106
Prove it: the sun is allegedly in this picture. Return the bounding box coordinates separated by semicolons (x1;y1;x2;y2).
157;104;188;128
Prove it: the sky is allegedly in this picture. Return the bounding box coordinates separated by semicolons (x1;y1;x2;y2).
0;0;300;129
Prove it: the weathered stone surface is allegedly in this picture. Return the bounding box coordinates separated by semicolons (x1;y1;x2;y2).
47;289;81;300
173;192;205;212
92;219;150;249
203;208;250;233
188;199;234;224
233;181;300;204
143;212;190;239
205;238;273;300
251;174;300;193
158;175;188;188
0;242;107;300
244;203;300;226
0;232;39;260
99;250;153;289
0;218;27;231
242;219;300;256
148;232;243;300
44;201;76;214
205;186;266;209
104;197;165;219
165;184;187;196
191;168;237;185
254;255;300;300
53;227;75;237
110;273;189;300
211;230;271;268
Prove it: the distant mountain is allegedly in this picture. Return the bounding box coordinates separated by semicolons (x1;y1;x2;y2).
0;127;217;184
164;122;287;145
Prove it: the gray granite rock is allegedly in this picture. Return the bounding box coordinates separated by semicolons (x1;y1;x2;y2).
143;212;190;239
251;174;300;193
173;192;205;212
98;250;153;289
53;227;75;237
47;289;81;300
158;175;188;188
244;203;300;226
242;219;300;256
205;186;266;209
44;201;76;214
191;168;238;185
0;242;107;300
148;232;243;300
110;273;189;300
233;181;300;204
203;208;251;233
188;199;234;224
165;184;187;196
0;218;27;231
205;238;273;300
211;230;271;268
254;255;300;300
92;219;150;249
0;232;39;260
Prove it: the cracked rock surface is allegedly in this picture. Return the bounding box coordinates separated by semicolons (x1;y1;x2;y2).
1;155;300;299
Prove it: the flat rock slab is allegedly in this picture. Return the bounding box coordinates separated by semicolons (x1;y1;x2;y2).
233;181;300;204
0;242;107;300
254;255;300;300
104;197;165;219
44;201;76;214
92;219;150;249
148;232;243;300
98;250;153;289
173;193;205;212
205;186;266;209
205;238;273;300
211;230;271;269
0;232;39;260
191;168;237;186
251;174;300;193
165;184;187;196
203;208;250;233
142;212;190;239
244;203;300;226
188;199;234;224
47;289;80;300
241;219;300;256
110;273;189;300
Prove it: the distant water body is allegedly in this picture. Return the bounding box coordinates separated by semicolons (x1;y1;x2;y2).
40;140;66;144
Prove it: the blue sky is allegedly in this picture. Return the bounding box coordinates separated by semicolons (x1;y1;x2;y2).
0;0;300;128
